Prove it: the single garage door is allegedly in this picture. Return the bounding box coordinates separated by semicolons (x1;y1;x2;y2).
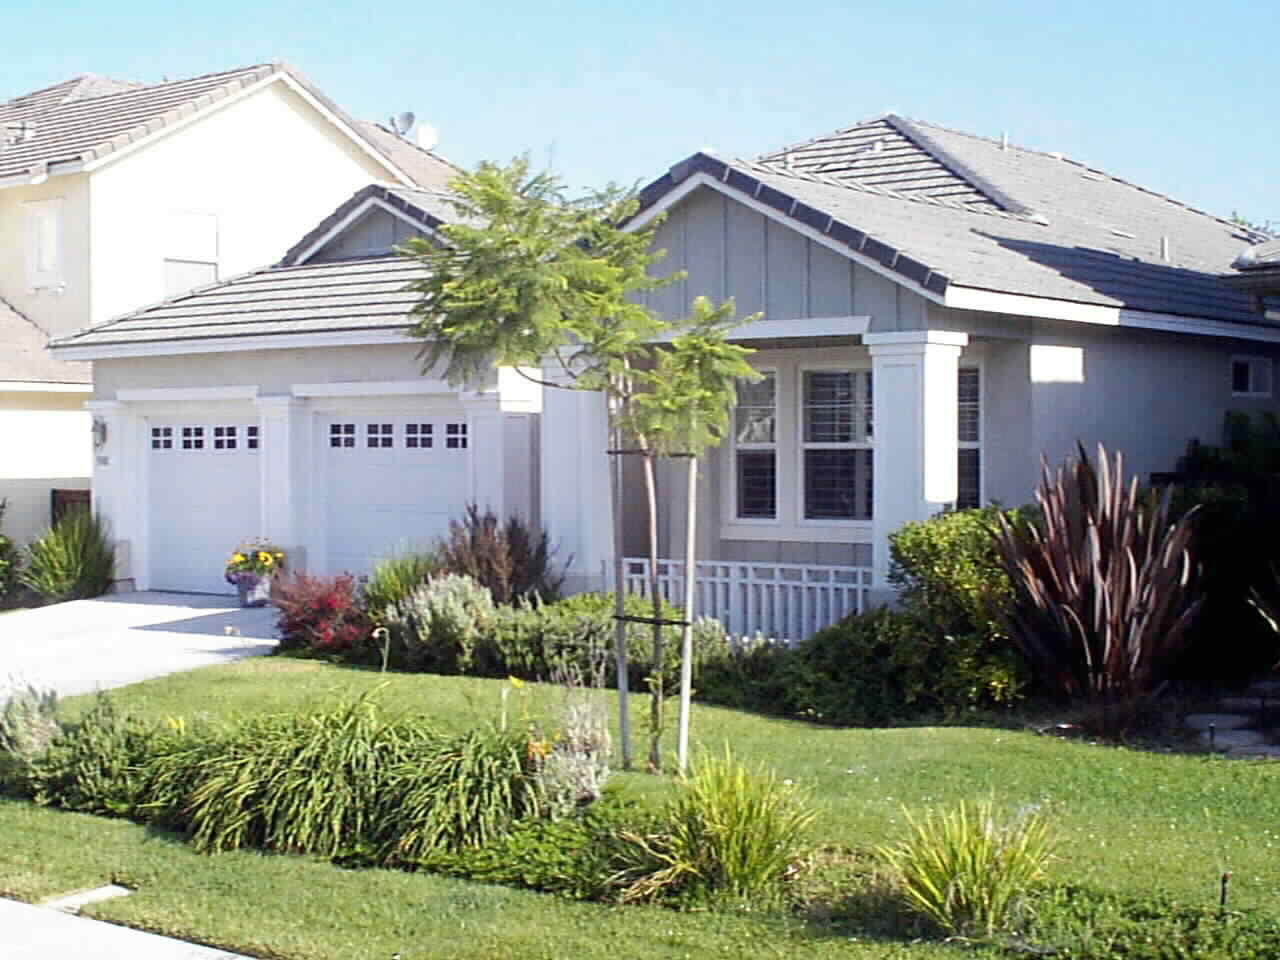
322;414;471;575
149;420;261;594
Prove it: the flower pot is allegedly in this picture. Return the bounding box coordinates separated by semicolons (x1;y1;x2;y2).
237;575;272;608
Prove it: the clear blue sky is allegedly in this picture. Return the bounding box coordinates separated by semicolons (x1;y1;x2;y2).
4;0;1276;225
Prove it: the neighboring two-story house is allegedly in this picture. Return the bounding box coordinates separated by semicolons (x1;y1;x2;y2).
0;61;454;546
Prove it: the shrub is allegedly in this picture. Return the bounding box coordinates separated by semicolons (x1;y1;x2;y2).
362;550;439;623
609;747;815;907
992;444;1203;701
0;499;20;600
437;504;563;605
384;574;496;674
528;660;611;818
0;684;59;771
21;509;114;601
272;573;372;654
878;797;1055;940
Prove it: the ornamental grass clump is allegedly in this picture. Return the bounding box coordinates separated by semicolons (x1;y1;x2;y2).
878;797;1055;941
22;509;114;601
991;443;1202;702
610;747;815;908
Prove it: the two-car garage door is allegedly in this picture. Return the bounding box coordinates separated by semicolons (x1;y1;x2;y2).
147;411;472;594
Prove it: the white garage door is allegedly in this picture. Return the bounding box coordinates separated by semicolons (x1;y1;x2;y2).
322;415;471;576
149;420;261;594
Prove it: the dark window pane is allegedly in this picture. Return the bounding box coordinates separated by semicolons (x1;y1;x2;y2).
958;368;980;442
804;371;853;443
958;448;981;510
804;449;872;520
737;451;776;518
1233;360;1252;394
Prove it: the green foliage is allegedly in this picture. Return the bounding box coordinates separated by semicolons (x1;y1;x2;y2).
0;499;20;599
0;684;59;771
436;504;563;605
992;444;1203;702
20;695;158;815
361;550;439;623
404;156;671;390
385;574;496;674
878;797;1055;940
21;508;114;601
610;747;815;908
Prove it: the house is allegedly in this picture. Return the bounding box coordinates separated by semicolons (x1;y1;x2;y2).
0;61;453;547
1226;237;1280;306
52;183;540;594
541;115;1280;636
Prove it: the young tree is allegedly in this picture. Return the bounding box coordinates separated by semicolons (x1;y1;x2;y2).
404;157;754;770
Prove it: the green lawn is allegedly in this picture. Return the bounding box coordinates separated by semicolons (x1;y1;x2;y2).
4;657;1280;959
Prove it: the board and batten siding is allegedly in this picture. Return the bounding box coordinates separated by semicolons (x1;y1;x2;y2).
310;207;426;263
644;185;927;332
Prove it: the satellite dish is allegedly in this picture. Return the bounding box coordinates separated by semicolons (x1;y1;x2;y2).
388;111;416;136
415;123;438;151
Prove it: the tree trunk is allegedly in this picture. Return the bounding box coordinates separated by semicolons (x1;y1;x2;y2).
608;393;631;771
676;454;698;774
643;450;663;773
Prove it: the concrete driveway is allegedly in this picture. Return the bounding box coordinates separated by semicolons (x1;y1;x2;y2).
0;592;277;698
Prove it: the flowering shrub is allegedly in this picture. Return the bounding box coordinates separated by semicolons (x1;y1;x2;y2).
224;541;285;587
272;573;371;653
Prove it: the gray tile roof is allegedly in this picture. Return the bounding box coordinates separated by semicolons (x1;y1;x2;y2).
0;62;457;188
53;256;425;349
638;115;1272;325
1234;237;1280;271
0;297;89;383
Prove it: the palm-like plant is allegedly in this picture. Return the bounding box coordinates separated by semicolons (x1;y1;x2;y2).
991;443;1202;701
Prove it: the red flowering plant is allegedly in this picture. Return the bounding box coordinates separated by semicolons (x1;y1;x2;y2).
272;573;372;654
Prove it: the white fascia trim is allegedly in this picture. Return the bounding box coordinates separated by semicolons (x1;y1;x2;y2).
54;328;413;361
651;314;871;343
117;385;259;403
0;381;92;392
290;196;437;266
863;330;969;348
628;172;948;307
946;285;1280;343
292;379;455;398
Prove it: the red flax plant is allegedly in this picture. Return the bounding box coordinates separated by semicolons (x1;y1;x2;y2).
991;443;1202;705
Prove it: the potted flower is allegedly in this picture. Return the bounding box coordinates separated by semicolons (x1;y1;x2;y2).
224;542;286;607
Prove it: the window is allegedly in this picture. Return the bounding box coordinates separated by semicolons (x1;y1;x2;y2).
367;423;394;448
212;426;238;450
802;370;872;520
1232;356;1273;398
957;367;981;509
24;198;63;290
329;423;355;448
180;426;205;450
246;426;260;450
446;423;468;449
151;427;173;450
406;423;433;449
734;373;776;519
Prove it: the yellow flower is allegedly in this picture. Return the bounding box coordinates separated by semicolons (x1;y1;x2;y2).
230;552;246;564
258;551;273;566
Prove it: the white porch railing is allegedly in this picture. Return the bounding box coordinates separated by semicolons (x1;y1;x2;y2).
622;558;874;644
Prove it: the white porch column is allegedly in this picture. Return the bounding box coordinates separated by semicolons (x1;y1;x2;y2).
539;380;614;594
86;400;145;591
255;396;307;572
865;331;968;591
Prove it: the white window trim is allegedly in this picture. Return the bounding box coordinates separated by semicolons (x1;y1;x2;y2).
1231;355;1273;399
796;363;873;527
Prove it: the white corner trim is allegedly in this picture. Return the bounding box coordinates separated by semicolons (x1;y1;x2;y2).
290;196;437;266
117;385;259;403
53;328;414;361
0;381;92;392
291;379;455;398
627;172;949;307
863;330;969;348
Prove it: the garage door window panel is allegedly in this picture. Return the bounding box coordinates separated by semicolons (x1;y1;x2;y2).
181;426;205;450
446;423;468;449
367;423;394;448
329;423;356;448
151;427;173;450
406;423;433;448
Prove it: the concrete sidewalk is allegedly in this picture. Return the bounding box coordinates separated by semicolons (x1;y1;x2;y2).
0;592;276;698
1;897;255;959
